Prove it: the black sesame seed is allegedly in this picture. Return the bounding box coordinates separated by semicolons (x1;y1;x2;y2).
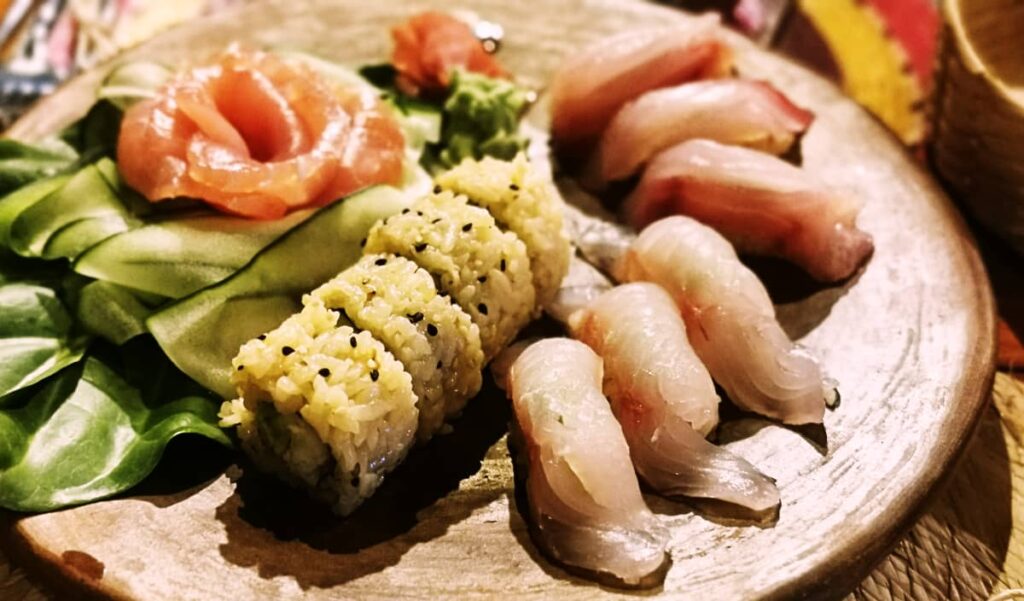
427;324;438;336
350;336;357;348
370;369;380;382
500;259;506;271
510;183;520;191
437;360;443;369
359;238;367;248
478;275;487;283
257;334;267;341
282;346;295;356
416;210;424;217
375;258;387;266
237;365;245;371
351;475;360;487
477;303;489;315
414;242;428;252
402;208;410;214
462;223;473;232
431;217;443;224
407;312;424;324
433;185;442;194
319;368;331;378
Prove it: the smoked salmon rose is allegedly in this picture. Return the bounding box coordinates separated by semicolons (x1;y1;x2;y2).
117;46;404;219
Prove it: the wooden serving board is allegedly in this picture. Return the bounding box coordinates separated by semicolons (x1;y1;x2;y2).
0;0;997;599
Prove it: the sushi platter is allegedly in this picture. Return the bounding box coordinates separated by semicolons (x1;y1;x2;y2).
0;0;995;599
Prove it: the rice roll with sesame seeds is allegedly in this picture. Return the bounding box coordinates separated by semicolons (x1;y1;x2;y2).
220;299;418;515
434;154;571;308
364;190;536;359
309;253;484;440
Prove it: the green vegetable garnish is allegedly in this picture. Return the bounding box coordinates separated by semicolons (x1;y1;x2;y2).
427;70;531;171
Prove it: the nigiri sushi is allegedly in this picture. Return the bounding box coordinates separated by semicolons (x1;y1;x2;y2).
549;14;733;159
615;216;831;425
502;338;670;589
623;139;873;282
569;282;780;518
587;80;813;186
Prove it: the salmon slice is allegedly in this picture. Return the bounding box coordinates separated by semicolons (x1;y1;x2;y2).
117;46;404;219
391;11;506;97
548;14;733;160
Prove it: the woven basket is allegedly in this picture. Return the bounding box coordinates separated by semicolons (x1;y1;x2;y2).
931;0;1024;252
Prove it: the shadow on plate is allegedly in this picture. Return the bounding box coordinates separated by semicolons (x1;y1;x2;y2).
749;255;866;341
212;377;511;589
131;436;235;509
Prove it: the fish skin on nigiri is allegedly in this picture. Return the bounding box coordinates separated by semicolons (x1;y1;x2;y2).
502;338;670;589
615;216;831;426
549;14;733;159
569;282;781;518
586;79;814;187
623;139;874;283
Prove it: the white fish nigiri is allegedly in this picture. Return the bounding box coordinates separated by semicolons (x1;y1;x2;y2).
505;338;670;589
623;140;874;282
549;14;733;158
588;80;813;186
570;283;780;516
616;216;830;425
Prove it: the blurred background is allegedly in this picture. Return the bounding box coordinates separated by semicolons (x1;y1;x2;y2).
0;0;939;142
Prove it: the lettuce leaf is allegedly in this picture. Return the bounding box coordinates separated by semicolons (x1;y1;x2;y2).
0;352;229;512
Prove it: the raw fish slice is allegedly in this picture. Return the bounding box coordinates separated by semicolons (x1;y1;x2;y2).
589;80;813;186
549;14;733;159
623;139;873;282
616;216;829;425
503;338;670;589
570;283;780;516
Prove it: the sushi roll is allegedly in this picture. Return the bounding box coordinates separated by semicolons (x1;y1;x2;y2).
365;190;536;360
221;299;418;515
434;155;572;308
309;253;484;440
220;157;568;515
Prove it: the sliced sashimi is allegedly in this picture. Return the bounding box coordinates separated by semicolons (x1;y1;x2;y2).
616;216;830;425
569;282;780;517
502;338;670;589
589;80;813;185
391;11;507;97
549;14;733;159
623;139;873;282
117;46;404;219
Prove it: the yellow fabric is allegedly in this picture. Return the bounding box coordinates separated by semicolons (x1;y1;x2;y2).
798;0;926;144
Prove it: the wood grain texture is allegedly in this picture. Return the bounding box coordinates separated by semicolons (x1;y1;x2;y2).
0;0;997;599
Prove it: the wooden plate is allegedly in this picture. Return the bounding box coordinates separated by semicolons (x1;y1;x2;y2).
1;1;996;599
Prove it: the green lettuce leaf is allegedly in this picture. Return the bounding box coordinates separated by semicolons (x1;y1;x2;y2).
0;281;88;401
0;354;230;512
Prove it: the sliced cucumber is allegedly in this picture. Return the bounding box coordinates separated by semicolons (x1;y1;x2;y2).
0;175;71;248
74;209;311;299
75;280;153;345
8;159;136;259
43;215;138;261
147;186;411;398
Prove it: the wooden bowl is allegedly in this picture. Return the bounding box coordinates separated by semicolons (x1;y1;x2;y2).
1;1;996;599
932;0;1024;252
